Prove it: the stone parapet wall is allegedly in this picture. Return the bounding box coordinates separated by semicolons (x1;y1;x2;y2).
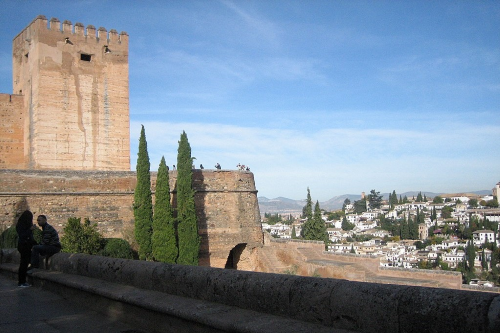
2;250;498;333
0;169;263;268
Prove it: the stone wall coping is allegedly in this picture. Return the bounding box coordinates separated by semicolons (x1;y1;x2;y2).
2;249;499;333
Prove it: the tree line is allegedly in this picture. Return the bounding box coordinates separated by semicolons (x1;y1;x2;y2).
134;126;199;265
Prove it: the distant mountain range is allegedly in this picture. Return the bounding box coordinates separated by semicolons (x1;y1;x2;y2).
258;190;492;214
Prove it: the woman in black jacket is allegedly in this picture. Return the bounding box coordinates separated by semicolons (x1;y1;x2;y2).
16;210;35;287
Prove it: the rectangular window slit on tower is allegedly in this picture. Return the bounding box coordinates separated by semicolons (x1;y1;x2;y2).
81;53;91;62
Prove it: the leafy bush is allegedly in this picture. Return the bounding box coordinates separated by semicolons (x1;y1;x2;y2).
100;238;135;259
61;217;103;255
0;225;17;248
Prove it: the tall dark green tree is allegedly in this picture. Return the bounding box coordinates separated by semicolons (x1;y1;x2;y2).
481;248;488;271
176;131;199;266
302;188;313;220
300;188;313;237
341;216;355;231
431;206;437;222
303;200;328;242
400;216;410;239
466;240;475;274
416;192;423;202
134;125;153;260
367;189;383;209
390;190;398;209
353;198;367;214
152;156;178;263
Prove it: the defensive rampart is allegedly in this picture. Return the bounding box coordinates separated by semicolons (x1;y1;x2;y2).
0;169;263;268
1;250;499;333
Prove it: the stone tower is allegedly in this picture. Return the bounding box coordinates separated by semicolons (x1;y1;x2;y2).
418;223;428;240
5;15;130;170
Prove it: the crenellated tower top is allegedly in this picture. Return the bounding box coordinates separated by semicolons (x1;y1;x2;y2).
14;15;128;46
8;15;131;171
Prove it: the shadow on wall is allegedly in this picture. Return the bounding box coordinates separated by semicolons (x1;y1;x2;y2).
194;169;210;266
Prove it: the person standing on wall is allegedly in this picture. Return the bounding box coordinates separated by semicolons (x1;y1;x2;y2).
28;215;61;273
16;210;36;287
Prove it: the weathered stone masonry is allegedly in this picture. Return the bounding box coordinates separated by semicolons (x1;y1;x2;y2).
0;169;263;269
2;15;130;171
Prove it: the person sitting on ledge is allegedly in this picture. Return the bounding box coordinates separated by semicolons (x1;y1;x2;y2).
27;215;61;273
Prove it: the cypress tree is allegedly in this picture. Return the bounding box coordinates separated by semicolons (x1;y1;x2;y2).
313;200;328;242
303;199;328;242
134;125;153;260
176;131;199;265
466;240;475;273
481;248;488;271
390;190;398;209
300;188;313;237
152;156;178;263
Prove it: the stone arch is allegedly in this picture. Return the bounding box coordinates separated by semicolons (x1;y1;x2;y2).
224;243;247;269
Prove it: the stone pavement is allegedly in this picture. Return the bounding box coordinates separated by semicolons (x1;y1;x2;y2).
0;274;147;333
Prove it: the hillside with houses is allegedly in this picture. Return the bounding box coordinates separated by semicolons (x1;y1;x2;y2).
261;183;500;287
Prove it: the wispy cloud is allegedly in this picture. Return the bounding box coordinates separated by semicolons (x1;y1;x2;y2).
219;0;282;47
131;117;499;200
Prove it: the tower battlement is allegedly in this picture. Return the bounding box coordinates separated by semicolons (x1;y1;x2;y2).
14;15;128;47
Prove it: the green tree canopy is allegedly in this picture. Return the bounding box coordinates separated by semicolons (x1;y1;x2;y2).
441;206;453;219
341;216;355;231
367;189;383;209
303;200;328;242
353;199;367;214
433;196;444;204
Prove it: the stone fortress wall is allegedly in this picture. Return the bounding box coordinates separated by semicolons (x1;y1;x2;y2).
0;168;263;269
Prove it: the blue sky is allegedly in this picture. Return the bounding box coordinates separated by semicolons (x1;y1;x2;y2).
1;1;499;201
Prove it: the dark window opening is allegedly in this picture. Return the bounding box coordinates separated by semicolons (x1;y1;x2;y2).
80;53;91;62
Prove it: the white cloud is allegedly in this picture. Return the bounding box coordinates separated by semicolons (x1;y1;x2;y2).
130;118;500;200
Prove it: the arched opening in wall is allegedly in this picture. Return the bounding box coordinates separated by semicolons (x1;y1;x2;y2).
225;243;247;269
